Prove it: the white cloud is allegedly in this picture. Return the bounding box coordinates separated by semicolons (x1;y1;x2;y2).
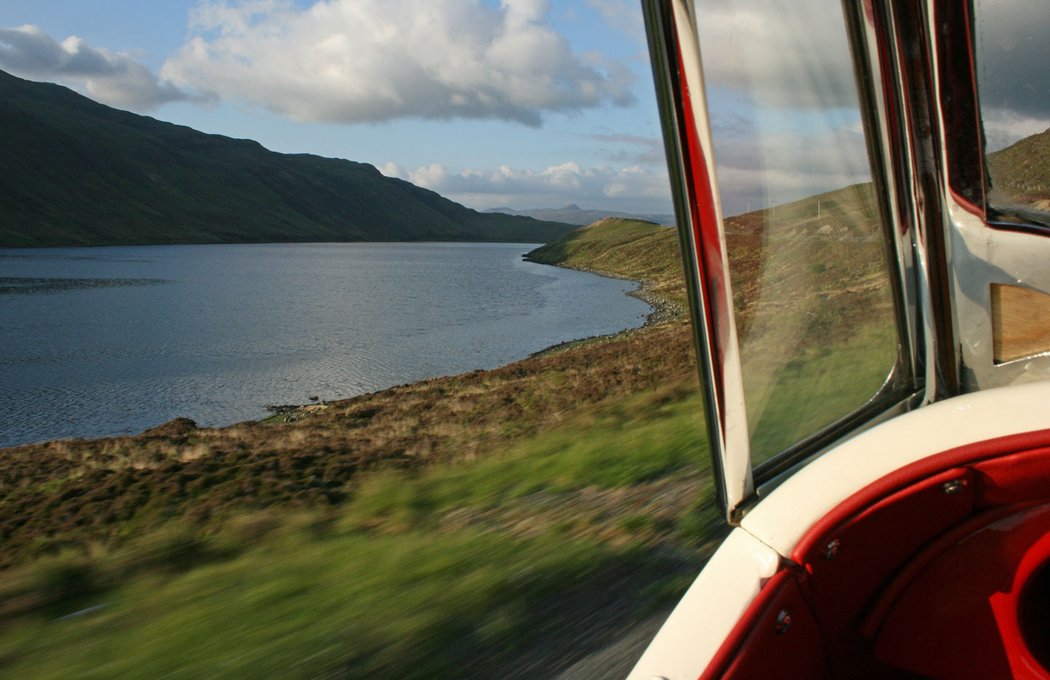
379;161;403;178
695;0;858;110
694;0;1050;143
160;0;635;126
687;1;873;213
384;159;671;212
0;24;205;111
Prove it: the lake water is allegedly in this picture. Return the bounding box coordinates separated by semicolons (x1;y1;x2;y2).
0;242;650;448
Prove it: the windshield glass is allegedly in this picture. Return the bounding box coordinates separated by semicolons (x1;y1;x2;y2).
974;0;1050;228
694;0;903;465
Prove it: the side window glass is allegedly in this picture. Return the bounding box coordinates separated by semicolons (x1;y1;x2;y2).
975;0;1050;227
694;0;904;466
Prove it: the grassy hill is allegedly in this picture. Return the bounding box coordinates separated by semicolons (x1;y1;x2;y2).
526;217;685;321
0;69;574;247
988;127;1050;214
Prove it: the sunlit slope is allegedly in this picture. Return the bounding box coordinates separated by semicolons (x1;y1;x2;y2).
526;190;887;338
0;385;714;679
726;182;898;459
722;183;887;333
533;187;895;461
0;69;574;247
526;217;686;312
988;127;1050;209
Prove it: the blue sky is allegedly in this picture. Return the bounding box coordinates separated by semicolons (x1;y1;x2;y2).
0;0;674;214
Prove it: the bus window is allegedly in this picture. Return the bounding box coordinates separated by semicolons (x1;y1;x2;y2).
974;0;1050;229
693;0;904;466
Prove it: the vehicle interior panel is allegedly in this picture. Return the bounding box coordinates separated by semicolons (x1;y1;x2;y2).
798;467;975;677
700;430;1050;679
874;505;1050;678
699;568;830;680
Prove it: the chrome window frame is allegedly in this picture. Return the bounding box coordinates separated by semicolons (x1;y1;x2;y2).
642;0;928;522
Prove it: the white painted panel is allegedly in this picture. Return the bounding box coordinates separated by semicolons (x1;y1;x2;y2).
626;528;780;680
743;382;1050;555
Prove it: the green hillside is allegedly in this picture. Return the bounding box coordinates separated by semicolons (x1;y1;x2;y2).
0;69;574;247
988;127;1050;214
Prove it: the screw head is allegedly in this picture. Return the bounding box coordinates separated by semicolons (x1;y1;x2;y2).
823;538;841;560
775;608;793;634
942;479;968;495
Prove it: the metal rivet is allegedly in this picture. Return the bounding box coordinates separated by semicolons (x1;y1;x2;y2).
942;479;968;495
823;538;841;560
775;608;793;634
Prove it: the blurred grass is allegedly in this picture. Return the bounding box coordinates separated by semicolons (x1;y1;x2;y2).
0;528;625;678
0;386;714;679
4;530;625;680
347;389;707;529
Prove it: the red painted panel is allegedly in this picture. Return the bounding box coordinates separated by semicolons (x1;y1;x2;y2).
702;568;831;680
699;568;794;680
972;447;1050;508
798;468;974;676
874;504;1050;679
674;41;736;436
862;504;1027;639
721;573;830;680
793;429;1050;564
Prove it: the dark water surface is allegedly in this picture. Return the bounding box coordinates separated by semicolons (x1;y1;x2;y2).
0;242;649;448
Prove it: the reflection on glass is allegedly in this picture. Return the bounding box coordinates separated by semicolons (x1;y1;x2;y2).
696;0;900;465
975;0;1050;226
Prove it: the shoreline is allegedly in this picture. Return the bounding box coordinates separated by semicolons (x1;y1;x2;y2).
1;260;678;449
525;265;682;359
270;263;681;422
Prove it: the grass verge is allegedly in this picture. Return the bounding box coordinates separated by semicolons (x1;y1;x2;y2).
0;386;715;679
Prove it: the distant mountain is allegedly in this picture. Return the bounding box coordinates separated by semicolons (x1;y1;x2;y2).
488;204;675;227
0;70;575;247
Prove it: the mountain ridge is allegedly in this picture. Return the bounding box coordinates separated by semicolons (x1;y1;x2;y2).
0;69;575;247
